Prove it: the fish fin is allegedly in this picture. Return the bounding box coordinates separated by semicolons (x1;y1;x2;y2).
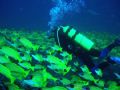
31;67;34;71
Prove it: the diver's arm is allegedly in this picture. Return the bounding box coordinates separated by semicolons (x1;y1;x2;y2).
99;38;120;59
99;43;115;59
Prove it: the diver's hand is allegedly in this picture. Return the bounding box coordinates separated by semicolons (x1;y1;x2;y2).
91;66;103;77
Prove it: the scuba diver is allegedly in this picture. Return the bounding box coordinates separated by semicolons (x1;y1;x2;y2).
47;25;120;77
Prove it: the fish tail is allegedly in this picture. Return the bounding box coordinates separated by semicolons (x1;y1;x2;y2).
25;70;30;77
10;76;16;84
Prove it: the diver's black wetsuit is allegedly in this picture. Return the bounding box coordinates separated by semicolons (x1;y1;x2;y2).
53;26;116;71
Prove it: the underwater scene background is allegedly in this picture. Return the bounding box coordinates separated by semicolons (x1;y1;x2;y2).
0;0;120;33
0;0;120;90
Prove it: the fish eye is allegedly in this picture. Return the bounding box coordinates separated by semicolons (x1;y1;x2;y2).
55;69;58;71
64;69;67;72
96;80;99;83
18;45;23;48
69;84;74;88
80;72;84;75
18;37;20;39
59;77;62;80
20;53;24;57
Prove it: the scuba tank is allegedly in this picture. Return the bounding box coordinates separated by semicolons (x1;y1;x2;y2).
60;26;94;51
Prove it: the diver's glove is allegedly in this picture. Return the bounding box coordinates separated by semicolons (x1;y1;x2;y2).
91;66;103;77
